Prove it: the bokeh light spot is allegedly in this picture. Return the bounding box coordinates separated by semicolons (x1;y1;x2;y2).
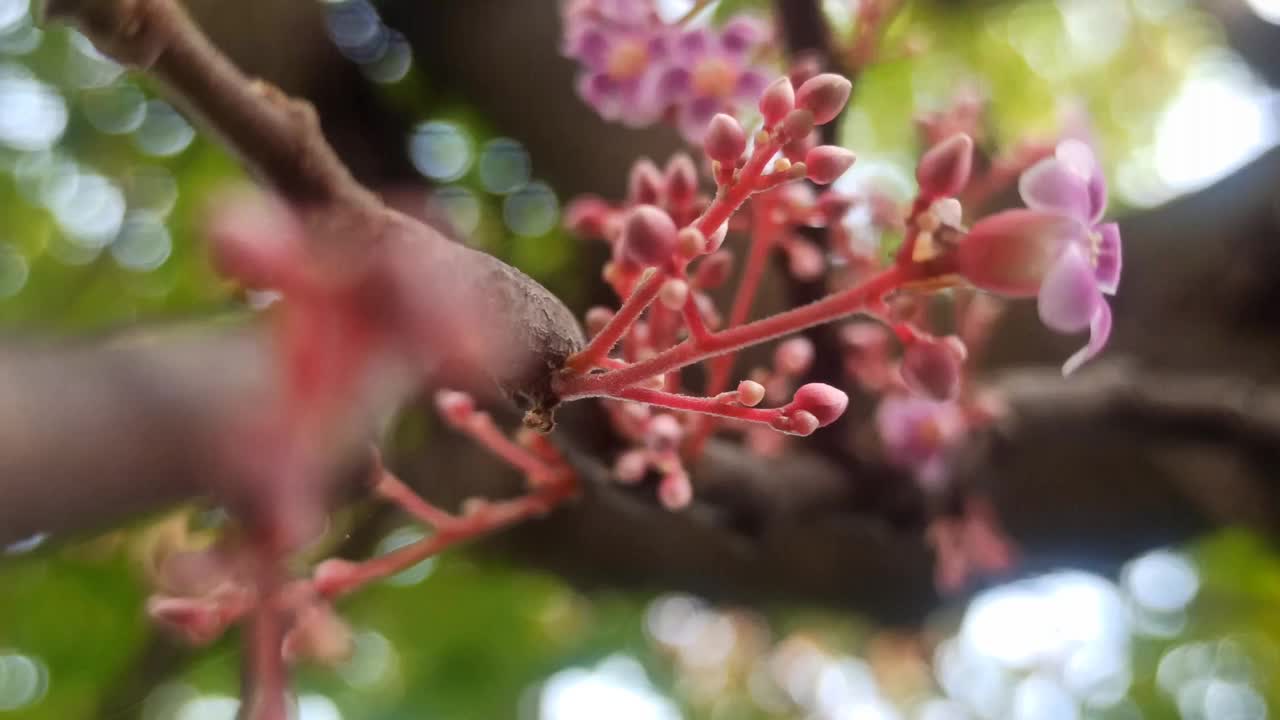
1122;549;1198;614
82;82;147;134
0;652;48;711
479;138;531;194
338;630;396;689
539;654;681;720
409;121;473;181
0;65;67;151
297;694;343;720
175;694;239;720
503;181;559;237
134;100;195;157
0;0;26;32
375;526;436;586
0;244;28;298
111;211;172;272
427;186;481;238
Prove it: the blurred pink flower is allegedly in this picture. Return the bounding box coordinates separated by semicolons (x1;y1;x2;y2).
563;2;774;142
875;395;966;491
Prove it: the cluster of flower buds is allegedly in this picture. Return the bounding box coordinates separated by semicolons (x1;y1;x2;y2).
613;412;693;510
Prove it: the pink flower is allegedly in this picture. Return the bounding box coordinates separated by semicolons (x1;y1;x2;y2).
957;140;1122;375
644;19;774;142
563;3;774;143
875;395;966;491
563;1;670;127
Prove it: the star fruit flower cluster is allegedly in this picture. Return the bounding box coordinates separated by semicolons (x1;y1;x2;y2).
562;0;775;142
549;53;1124;508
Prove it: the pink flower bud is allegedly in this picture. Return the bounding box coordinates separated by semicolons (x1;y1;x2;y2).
645;414;683;454
774;337;815;377
737;379;765;407
788;383;849;427
759;76;796;127
563;195;613;239
207;193;304;290
704;114;747;164
781;108;815;144
805;146;857;184
785;238;825;281
658;278;689;310
773;410;820;436
781;130;816;163
693;250;734;289
916;133;974;199
658;471;693;510
664;153;698;207
955;209;1081;297
313;558;361;597
677;227;707;258
627;158;665;205
795;73;852;126
619;205;678;267
817;191;855;221
900;335;967;401
435;389;475;425
148;596;225;645
584;306;615;337
283;604;354;666
614;449;649;484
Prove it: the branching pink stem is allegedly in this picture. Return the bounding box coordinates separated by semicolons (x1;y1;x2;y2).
612;387;781;424
317;479;576;599
373;464;456;528
565;139;782;372
688;198;784;454
456;415;556;481
557;263;916;399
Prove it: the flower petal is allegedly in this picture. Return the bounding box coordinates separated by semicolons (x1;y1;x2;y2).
1055;139;1107;222
720;17;767;55
1094;222;1121;295
1037;244;1101;334
1061;301;1112;376
675;28;711;60
676;96;721;143
733;70;770;105
1019;156;1092;221
956;209;1084;297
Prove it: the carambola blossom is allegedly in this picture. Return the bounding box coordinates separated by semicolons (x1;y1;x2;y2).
562;1;775;142
957;139;1122;375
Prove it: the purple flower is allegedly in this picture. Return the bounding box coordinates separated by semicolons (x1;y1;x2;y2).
647;19;772;142
957;140;1122;375
563;1;670;127
562;3;774;143
875;395;966;491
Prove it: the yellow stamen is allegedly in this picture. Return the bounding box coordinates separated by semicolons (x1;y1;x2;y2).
691;58;737;98
607;41;649;81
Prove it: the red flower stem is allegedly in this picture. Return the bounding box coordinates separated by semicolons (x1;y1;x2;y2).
459;414;556;481
244;545;288;720
611;387;781;425
318;479;576;598
566;270;665;373
558;263;915;399
373;464;456;528
565;139;782;373
687;199;783;454
681;294;713;346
